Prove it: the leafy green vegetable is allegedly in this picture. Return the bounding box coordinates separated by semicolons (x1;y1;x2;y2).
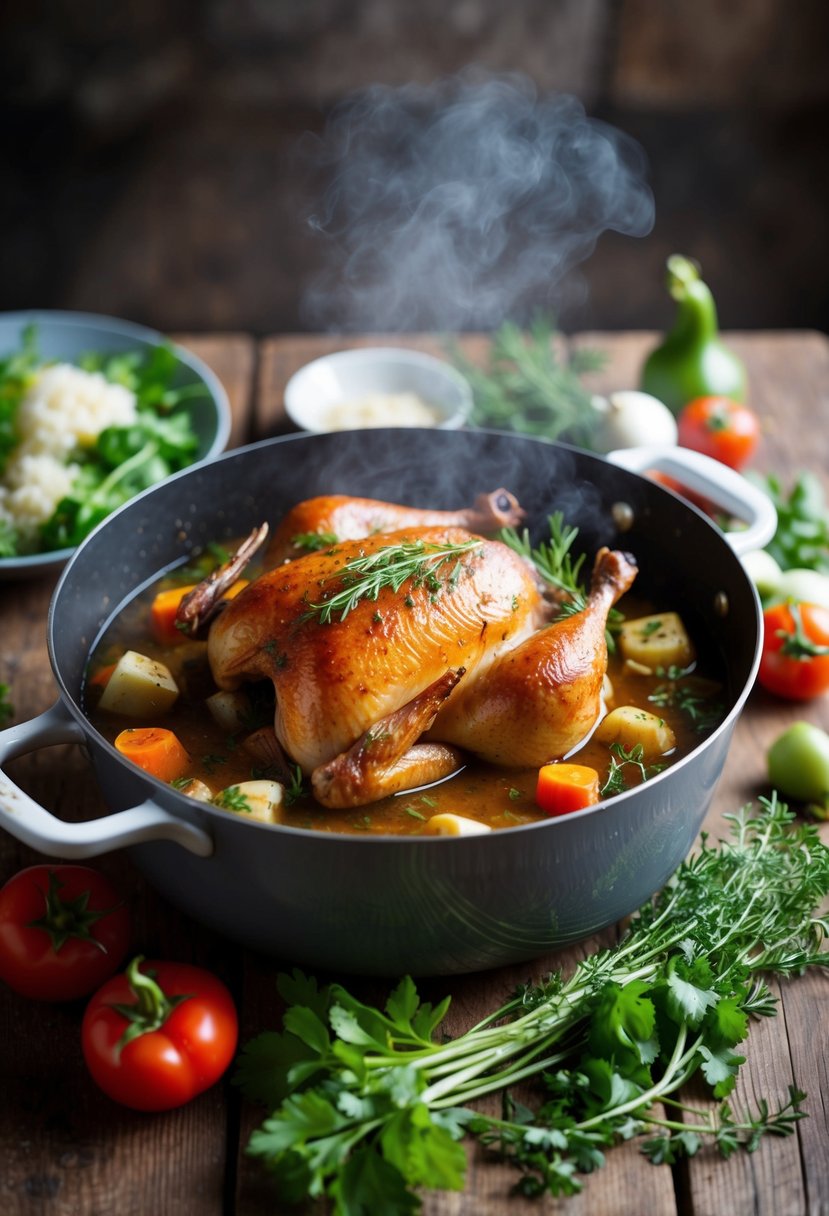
450;317;605;447
0;327;206;557
0;323;40;474
0;517;18;558
750;471;829;574
0;683;13;726
238;796;828;1209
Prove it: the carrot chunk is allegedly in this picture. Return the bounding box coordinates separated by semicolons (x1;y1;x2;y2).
535;763;600;817
114;727;191;784
88;662;117;688
150;579;249;644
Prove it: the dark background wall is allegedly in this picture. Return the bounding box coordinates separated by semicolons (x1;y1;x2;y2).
2;0;827;336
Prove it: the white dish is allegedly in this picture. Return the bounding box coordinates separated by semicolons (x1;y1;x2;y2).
284;347;472;433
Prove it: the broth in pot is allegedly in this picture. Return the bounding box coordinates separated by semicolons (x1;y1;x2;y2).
84;491;725;837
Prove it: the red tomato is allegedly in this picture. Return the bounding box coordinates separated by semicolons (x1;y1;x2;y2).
0;865;130;1001
758;601;829;700
82;956;238;1111
677;396;760;470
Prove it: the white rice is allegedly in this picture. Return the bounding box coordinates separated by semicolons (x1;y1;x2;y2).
0;362;138;552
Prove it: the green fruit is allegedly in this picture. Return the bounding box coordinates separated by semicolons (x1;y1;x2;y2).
767;721;829;805
641;255;748;416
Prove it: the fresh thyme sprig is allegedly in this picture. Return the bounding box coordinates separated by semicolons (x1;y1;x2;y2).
501;511;586;605
302;538;482;624
600;741;666;797
500;512;622;645
239;795;828;1209
649;668;724;733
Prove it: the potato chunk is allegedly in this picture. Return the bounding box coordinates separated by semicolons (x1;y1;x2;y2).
175;778;214;803
594;705;677;762
423;813;491;836
617;612;695;671
206;690;252;734
212;780;284;824
97;650;179;717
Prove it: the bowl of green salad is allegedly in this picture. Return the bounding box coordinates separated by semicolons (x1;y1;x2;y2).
0;310;231;580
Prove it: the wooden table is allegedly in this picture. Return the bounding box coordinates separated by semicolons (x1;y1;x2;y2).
1;330;827;1216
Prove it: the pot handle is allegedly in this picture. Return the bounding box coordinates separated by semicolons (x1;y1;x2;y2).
0;701;213;859
606;445;777;557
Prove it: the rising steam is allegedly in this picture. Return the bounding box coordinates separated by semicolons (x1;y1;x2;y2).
301;70;654;332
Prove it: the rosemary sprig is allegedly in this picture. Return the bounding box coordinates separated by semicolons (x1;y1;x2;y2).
302;538;482;624
450;316;605;447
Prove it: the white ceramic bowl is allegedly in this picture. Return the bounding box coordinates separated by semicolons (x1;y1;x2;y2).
283;347;473;433
0;310;231;581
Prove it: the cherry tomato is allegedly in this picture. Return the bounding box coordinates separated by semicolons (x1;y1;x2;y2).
758;601;829;700
82;956;238;1111
0;865;130;1001
677;396;760;470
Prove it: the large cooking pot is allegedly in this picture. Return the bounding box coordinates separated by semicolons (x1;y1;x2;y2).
0;429;775;975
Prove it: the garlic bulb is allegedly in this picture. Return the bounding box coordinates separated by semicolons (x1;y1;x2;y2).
592;390;678;453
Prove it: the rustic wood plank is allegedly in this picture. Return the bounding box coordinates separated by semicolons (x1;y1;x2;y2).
171;332;258;451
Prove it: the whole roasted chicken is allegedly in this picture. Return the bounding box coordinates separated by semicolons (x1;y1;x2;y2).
179;491;637;808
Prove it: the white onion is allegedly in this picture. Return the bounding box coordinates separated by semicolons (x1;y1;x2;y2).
592;390;678;453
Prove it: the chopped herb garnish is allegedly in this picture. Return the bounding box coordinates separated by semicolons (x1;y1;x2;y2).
649;674;724;733
201;752;228;774
291;531;339;552
284;764;305;806
600;741;665;797
404;806;427;821
213;785;253;813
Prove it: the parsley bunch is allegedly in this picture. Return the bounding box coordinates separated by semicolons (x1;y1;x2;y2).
238;796;828;1210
